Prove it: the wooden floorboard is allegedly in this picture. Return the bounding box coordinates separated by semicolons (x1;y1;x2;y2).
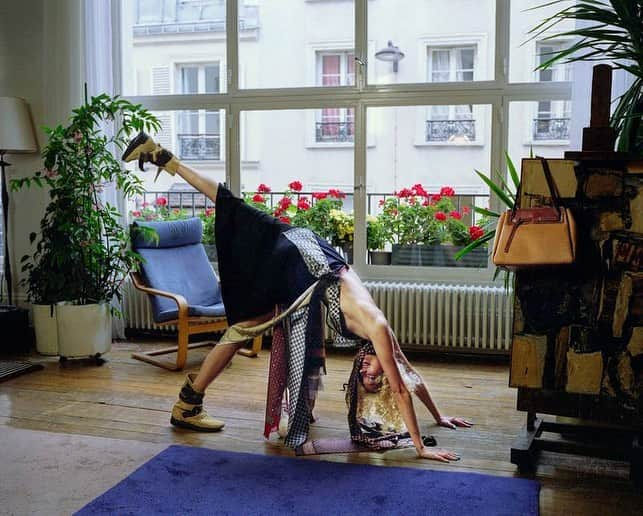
1;341;642;515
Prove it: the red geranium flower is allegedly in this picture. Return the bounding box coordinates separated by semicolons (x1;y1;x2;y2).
378;199;386;207
252;194;265;203
204;207;215;216
430;194;442;202
440;186;455;197
274;207;283;217
396;188;413;198
412;183;428;197
279;216;291;224
257;183;271;193
422;199;430;207
328;188;346;199
131;210;141;217
463;206;470;214
450;211;462;220
297;197;311;210
469;225;484;241
288;180;303;192
278;197;292;209
434;211;447;221
155;197;168;207
312;192;328;200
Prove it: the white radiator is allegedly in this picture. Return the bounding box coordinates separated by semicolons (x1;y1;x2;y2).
364;282;513;353
123;278;512;353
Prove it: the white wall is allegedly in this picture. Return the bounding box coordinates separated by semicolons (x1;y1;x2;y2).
0;0;84;303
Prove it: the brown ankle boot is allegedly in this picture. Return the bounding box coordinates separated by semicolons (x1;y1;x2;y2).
170;374;225;432
122;131;181;178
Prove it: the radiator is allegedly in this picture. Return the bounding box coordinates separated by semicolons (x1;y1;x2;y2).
123;278;512;353
364;282;513;353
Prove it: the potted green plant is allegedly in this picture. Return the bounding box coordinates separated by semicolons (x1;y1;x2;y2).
367;215;392;265
12;90;159;359
199;207;217;261
528;1;642;153
328;208;354;263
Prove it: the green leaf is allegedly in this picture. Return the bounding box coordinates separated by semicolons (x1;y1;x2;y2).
475;169;514;209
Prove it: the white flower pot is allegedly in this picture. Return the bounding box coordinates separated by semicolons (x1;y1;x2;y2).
56;303;112;358
32;304;59;355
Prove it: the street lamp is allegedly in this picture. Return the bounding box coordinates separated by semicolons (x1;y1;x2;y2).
375;40;405;73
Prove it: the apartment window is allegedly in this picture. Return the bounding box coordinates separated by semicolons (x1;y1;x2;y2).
427;47;476;143
317;52;355;143
533;41;571;142
177;64;221;160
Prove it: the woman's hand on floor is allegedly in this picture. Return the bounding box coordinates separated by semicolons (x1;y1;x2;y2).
417;447;460;462
438;416;473;429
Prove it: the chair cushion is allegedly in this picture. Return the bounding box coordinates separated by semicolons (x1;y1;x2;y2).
132;218;203;249
157;302;226;323
131;219;225;324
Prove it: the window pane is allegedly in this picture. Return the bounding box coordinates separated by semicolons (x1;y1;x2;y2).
205;65;220;93
120;0;227;95
509;0;574;83
364;105;491;268
369;0;494;86
239;2;354;89
181;67;199;94
508;101;573;162
241;109;355;261
125;109;226;224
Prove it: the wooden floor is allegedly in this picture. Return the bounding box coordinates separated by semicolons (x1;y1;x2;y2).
1;340;642;515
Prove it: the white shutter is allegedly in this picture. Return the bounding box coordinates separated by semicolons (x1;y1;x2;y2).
151;66;172;149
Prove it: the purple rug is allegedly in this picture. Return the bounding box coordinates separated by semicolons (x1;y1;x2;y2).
75;445;540;516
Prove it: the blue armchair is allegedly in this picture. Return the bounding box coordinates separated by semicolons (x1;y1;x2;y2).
130;218;261;370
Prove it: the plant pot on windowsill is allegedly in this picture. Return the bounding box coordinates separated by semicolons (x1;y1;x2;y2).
391;244;449;267
446;245;488;268
32;304;58;355
369;250;392;265
340;241;353;264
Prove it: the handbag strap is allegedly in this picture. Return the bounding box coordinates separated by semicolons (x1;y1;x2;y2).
511;157;562;219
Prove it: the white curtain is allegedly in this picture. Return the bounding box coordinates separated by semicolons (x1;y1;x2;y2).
85;0;126;339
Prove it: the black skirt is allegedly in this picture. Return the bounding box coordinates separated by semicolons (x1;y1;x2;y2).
215;185;347;326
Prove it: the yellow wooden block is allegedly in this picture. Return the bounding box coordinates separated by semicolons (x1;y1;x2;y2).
566;350;603;395
510;334;547;388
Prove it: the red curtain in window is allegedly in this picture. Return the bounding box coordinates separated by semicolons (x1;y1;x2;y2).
321;55;341;139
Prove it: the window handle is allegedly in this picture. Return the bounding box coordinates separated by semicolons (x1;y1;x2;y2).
354;57;366;67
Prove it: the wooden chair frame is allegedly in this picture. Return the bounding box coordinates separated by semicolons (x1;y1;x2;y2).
130;272;262;371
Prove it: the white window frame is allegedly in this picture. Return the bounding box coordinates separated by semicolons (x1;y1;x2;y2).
116;0;572;285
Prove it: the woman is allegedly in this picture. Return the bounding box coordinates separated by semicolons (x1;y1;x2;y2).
122;132;471;463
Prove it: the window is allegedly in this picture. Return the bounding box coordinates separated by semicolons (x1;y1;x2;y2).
427;46;476;143
119;0;576;282
533;42;571;142
176;64;222;160
317;52;355;143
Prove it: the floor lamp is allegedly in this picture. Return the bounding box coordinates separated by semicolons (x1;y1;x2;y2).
0;97;38;306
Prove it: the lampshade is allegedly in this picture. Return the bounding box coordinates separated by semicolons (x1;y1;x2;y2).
0;97;38;153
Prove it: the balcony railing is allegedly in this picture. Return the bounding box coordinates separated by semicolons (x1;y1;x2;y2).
315;122;354;143
178;133;220;160
532;118;570;141
137;190;489;227
425;120;476;142
133;4;259;36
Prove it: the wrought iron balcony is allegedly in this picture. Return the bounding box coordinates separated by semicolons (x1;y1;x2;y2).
532;118;570;141
425;119;476;142
315;122;354;143
178;133;220;160
133;3;259;36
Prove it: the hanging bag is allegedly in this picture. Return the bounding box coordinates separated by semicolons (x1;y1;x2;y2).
492;157;577;268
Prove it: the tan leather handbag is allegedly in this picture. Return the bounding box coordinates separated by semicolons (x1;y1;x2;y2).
492;158;577;268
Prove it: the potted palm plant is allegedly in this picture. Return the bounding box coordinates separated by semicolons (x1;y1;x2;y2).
12;89;159;360
367;215;392;265
528;0;642;153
